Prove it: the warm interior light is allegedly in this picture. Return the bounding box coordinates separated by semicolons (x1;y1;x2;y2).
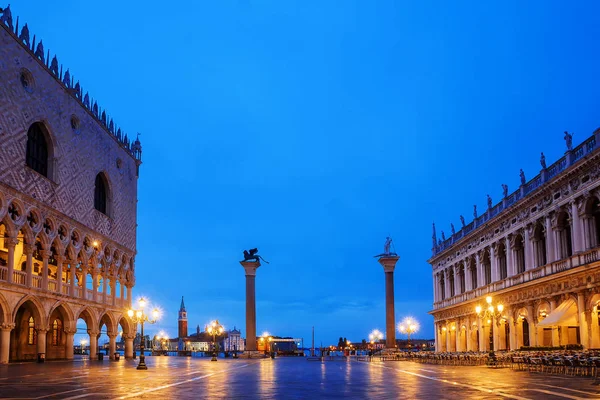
127;309;134;318
486;296;492;305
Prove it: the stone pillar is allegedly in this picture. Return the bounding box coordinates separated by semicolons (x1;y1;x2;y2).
240;261;261;352
378;256;399;349
111;278;116;306
56;256;64;294
455;323;461;352
571;201;582;253
477;318;485;351
581;216;592;250
65;330;75;360
578;292;589;349
69;264;76;297
126;286;132;307
41;251;50;291
432;272;438;303
454;266;461;296
508;315;517;350
524;226;533;270
490;244;499;283
0;324;14;364
475;252;484;288
465;317;472;352
124;334;134;359
465;259;473;291
526;304;537;347
120;283;125;307
545;215;556;263
445;324;450;352
24;244;33;287
89;330;98;358
434;323;439;352
37;328;47;358
492;319;499;351
506;236;515;277
92;272;98;302
5;238;17;284
80;267;87;299
102;270;108;304
108;333;117;360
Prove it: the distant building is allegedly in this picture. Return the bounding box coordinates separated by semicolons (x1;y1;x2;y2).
223;327;245;352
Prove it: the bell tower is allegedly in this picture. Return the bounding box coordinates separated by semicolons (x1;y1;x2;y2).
178;296;188;338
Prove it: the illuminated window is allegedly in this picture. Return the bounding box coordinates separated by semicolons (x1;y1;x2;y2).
28;316;37;345
52;319;62;346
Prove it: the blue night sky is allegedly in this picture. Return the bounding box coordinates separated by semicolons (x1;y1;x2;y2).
19;1;600;345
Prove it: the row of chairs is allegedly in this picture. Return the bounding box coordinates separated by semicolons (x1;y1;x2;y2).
511;356;600;377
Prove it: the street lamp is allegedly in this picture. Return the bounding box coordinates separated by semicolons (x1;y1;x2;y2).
80;339;88;355
259;333;274;357
206;320;224;362
475;295;504;361
127;297;160;370
368;329;384;354
398;317;420;349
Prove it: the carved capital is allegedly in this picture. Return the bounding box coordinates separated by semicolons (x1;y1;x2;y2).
4;237;18;247
0;323;15;331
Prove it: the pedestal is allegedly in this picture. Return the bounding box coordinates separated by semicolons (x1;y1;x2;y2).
378;256;399;349
240;261;260;352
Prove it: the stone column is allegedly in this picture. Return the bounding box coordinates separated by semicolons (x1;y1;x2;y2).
571;201;582;253
102;270;108;305
69;264;76;297
24;244;33;287
508;315;517;350
477;318;485;351
578;292;589;349
524;226;533;270
240;260;261;352
465;316;472;352
111;278;116;306
37;328;47;358
92;271;98;302
492;319;499;351
454;266;461;295
378;256;399;349
56;256;64;294
434;323;439;352
80;267;87;300
108;333;117;360
41;251;50;291
465;259;473;291
126;286;132;307
89;330;98;358
120;283;125;307
65;330;75;360
124;334;134;359
432;272;438;303
545;215;556;263
476;252;484;288
0;323;14;364
490;244;499;283
506;236;515;277
526;304;537;347
445;324;450;352
5;238;17;284
455;323;461;352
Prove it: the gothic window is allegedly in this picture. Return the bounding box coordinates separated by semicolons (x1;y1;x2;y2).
52;319;62;346
28;316;37;345
26;123;49;177
94;173;108;215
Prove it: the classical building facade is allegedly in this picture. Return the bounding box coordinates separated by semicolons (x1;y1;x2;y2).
430;130;600;352
0;5;142;362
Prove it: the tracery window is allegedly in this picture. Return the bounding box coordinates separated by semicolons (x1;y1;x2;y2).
28;316;37;345
94;173;107;214
26;123;49;177
52;319;62;346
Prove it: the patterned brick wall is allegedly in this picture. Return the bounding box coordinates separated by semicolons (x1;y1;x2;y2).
0;28;138;252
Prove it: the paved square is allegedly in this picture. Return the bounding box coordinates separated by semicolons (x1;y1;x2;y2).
0;357;598;399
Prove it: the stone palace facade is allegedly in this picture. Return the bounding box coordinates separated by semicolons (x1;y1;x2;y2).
0;5;142;362
430;129;600;352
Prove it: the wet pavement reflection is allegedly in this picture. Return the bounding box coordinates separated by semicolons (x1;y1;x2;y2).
0;356;598;399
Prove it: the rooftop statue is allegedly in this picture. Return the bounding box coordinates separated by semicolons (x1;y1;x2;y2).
450;223;455;235
473;205;477;219
487;194;492;209
375;236;397;257
520;169;526;185
501;184;508;198
564;131;573;151
0;4;13;30
441;231;446;241
459;215;465;227
540;152;546;169
242;248;269;264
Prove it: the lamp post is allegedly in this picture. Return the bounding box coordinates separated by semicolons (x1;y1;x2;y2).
475;295;504;361
368;329;384;355
127;297;160;370
206;320;224;362
398;317;420;349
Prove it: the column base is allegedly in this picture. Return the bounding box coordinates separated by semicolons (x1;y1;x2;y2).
239;350;268;359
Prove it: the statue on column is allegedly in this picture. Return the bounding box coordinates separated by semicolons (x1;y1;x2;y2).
459;215;465;228
519;169;526;185
450;223;455;235
473;205;478;219
375;236;397;257
242;248;269;263
501;184;508;198
564;131;573;151
487;195;492;209
540;152;547;169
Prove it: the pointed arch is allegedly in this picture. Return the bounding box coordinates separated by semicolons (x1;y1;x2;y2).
25;121;56;179
12;295;46;329
48;302;76;332
98;312;117;335
94;172;112;216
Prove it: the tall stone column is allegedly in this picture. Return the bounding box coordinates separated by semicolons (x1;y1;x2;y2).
69;264;76;297
124;334;134;359
41;251;50;291
65;330;75;360
577;292;589;349
89;330;98;358
24;244;33;287
434;323;439;352
56;256;64;294
240;261;260;352
108;333;117;360
5;238;17;284
0;324;14;364
378;255;399;349
571;201;582;253
37;328;48;358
